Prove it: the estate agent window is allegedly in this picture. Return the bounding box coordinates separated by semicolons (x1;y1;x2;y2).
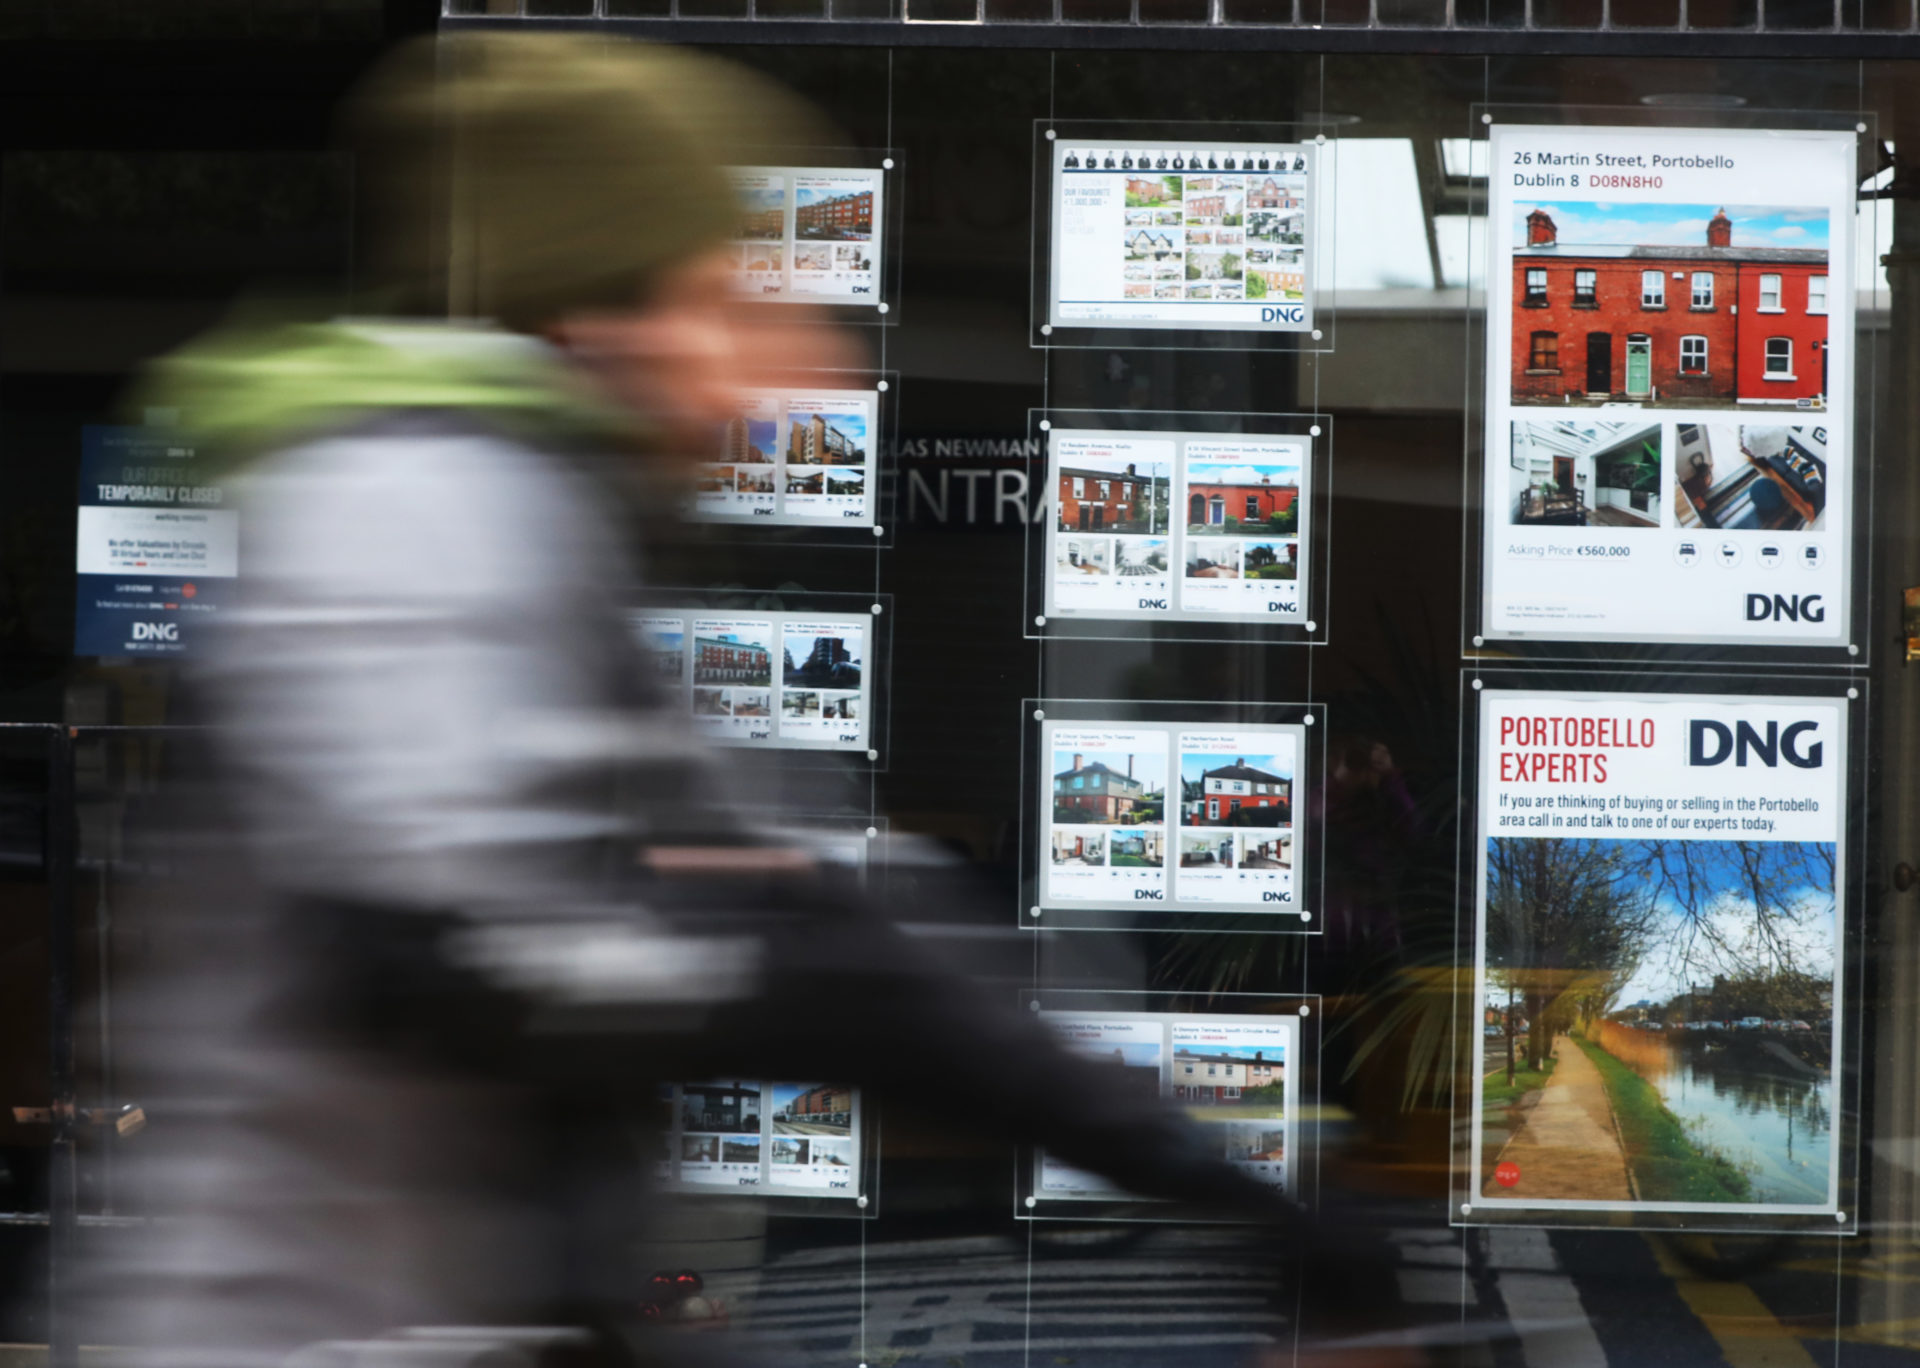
1641;269;1665;307
1529;330;1559;371
1766;337;1794;377
1525;268;1547;305
1574;269;1596;304
1691;272;1714;308
1680;335;1708;375
1809;275;1829;313
1760;273;1784;311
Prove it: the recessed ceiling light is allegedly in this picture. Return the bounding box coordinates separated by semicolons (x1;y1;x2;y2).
1639;93;1748;108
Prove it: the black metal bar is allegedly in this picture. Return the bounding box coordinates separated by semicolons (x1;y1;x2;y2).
46;727;78;1368
442;12;1920;55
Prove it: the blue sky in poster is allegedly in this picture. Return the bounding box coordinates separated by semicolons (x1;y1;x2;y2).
1514;202;1831;251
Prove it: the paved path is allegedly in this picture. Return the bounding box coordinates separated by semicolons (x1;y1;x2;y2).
1488;1035;1633;1201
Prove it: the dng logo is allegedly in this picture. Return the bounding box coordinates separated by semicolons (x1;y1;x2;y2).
1260;306;1306;325
1138;598;1168;610
1688;719;1823;769
1746;593;1825;623
1133;889;1164;900
131;622;179;643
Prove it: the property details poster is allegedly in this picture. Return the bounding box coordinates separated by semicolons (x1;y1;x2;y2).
1469;687;1846;1221
1045;428;1310;627
1047;142;1315;333
1035;1011;1295;1202
1041;720;1304;915
74;426;236;656
697;386;878;529
632;609;871;753
1480;125;1857;648
728;166;883;307
656;1080;861;1200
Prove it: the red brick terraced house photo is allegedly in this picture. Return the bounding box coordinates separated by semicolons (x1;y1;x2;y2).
1058;462;1168;533
1513;207;1829;410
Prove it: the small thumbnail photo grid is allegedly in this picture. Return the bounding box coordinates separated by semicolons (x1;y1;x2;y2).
1179;443;1304;617
781;621;864;741
661;1080;860;1198
1095;150;1306;306
1173;729;1299;909
1045;727;1170;905
690;617;777;741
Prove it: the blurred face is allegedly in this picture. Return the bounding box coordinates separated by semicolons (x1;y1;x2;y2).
549;246;866;461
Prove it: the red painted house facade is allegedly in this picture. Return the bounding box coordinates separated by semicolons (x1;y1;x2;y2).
1512;208;1828;408
1184;480;1298;528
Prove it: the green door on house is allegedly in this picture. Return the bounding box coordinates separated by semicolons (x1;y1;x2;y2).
1626;334;1652;397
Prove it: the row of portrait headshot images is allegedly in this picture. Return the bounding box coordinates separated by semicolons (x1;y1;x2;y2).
1508;418;1830;537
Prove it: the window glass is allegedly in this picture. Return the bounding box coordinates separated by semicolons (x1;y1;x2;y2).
1641;268;1665;306
1761;271;1783;308
1680;334;1707;373
1810;273;1829;312
1574;267;1596;302
1765;336;1794;373
1691;270;1713;307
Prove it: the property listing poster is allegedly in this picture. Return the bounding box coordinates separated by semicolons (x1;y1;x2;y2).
1045;428;1310;628
1048;143;1316;333
728;166;883;307
1470;688;1846;1220
1481;125;1857;648
74;426;237;656
697;386;879;530
631;609;871;753
1041;720;1304;915
1035;1011;1296;1202
658;1080;861;1200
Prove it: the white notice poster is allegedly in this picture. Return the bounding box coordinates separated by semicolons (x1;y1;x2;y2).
1047;142;1316;333
1470;688;1845;1220
1481;125;1857;648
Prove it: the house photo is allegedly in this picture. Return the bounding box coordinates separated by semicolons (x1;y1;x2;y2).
1179;830;1234;868
1108;828;1166;868
1186;462;1300;536
1051;828;1106;865
1057;459;1169;534
1672;422;1827;532
1512;203;1830;409
1052;749;1166;824
1509;420;1662;529
1181;753;1293;826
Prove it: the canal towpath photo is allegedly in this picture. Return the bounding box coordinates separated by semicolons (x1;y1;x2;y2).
1487;1034;1632;1201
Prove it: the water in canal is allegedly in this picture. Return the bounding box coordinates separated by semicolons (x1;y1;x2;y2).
1651;1037;1833;1204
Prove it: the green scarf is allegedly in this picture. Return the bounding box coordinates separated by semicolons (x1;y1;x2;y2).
134;315;636;473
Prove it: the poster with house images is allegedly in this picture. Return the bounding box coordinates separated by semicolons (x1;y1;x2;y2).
1469;687;1846;1223
698;386;879;529
1048;142;1314;333
632;609;872;753
727;166;883;308
659;1080;862;1200
1175;730;1298;908
1482;125;1856;648
1045;427;1311;628
1041;720;1306;915
1035;1011;1296;1202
